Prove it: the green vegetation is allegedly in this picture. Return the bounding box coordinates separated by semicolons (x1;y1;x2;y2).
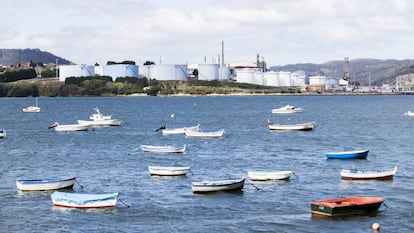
0;72;297;97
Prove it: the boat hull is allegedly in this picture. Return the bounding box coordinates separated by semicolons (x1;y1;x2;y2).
16;177;76;191
51;191;119;208
268;122;315;131
0;130;6;138
140;145;187;153
340;167;397;180
148;166;190;176
162;124;200;135
53;124;89;132
184;129;225;138
192;178;245;193
248;171;293;181
77;118;123;126
326;150;368;159
22;106;40;113
311;197;383;217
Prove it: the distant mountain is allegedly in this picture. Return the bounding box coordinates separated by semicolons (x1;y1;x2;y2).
0;48;72;66
269;58;414;86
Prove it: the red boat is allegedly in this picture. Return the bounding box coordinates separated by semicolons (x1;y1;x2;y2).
311;196;384;217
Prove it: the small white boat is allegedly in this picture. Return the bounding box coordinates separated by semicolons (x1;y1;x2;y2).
78;107;123;126
0;129;6;138
191;177;245;193
340;167;397;180
248;171;293;181
268;121;315;131
148;166;191;176
22;98;40;113
89;106;112;120
77;118;123;126
49;122;89;132
404;110;414;116
271;105;302;114
184;129;225;138
140;144;187;153
161;124;201;135
51;191;119;208
16;177;76;191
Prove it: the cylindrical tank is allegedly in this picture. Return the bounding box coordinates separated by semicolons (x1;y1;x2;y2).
219;66;230;80
94;66;104;76
58;64;94;82
253;71;264;85
236;69;255;84
278;71;292;86
103;64;139;81
309;76;327;85
263;71;279;87
151;64;187;80
198;64;219;80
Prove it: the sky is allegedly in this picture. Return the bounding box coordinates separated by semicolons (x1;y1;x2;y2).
1;0;414;67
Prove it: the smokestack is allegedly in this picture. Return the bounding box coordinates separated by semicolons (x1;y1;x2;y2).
221;40;224;67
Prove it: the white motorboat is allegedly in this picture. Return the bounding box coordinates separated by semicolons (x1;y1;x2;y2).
89;106;112;120
404;110;414;116
48;122;89;132
148;166;191;176
248;171;293;181
78;107;123;126
271;105;302;114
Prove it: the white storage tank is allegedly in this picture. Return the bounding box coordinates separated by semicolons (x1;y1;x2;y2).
103;64;138;81
198;64;219;80
253;71;264;85
94;65;104;76
325;77;339;89
150;64;187;80
293;71;307;86
59;64;94;82
278;71;292;87
263;71;279;87
236;69;255;84
219;66;230;80
309;75;327;85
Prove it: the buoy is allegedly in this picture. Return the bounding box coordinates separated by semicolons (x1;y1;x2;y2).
372;223;380;230
170;114;175;118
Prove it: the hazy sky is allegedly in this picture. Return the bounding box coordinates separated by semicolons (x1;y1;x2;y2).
1;0;413;66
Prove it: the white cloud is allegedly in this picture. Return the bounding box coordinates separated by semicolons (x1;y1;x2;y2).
1;0;414;66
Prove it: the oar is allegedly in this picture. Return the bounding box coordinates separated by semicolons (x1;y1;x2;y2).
75;180;84;189
118;198;130;208
292;172;299;179
188;169;194;175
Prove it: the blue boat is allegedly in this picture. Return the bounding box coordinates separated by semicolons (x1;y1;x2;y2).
51;191;119;208
325;150;369;159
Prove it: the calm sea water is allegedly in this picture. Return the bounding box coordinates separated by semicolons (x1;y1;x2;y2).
1;95;413;232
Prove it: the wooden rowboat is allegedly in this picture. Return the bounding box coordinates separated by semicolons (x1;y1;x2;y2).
268;122;315;131
51;191;119;208
340;167;397;180
326;149;368;159
161;124;200;135
184;129;225;138
192;177;245;193
140;144;187;153
148;166;191;176
248;171;293;181
16;177;76;191
311;196;384;217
